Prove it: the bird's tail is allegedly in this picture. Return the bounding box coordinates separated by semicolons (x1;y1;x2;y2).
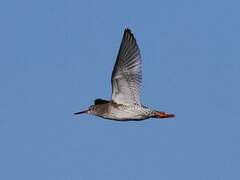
153;111;175;119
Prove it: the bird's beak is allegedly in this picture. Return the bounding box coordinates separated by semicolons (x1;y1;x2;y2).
74;109;88;115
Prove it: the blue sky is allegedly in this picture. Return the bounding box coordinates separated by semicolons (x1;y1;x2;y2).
1;0;240;179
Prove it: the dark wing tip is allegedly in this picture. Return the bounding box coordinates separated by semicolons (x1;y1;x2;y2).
124;28;131;33
94;99;109;105
123;28;137;43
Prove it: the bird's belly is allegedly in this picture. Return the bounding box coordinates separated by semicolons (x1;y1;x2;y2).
100;106;149;121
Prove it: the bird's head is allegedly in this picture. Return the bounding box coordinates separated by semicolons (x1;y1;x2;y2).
74;99;109;116
74;105;97;115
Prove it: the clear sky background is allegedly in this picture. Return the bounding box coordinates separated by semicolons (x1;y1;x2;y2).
0;0;240;179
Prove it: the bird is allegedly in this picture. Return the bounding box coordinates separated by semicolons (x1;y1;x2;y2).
74;28;175;121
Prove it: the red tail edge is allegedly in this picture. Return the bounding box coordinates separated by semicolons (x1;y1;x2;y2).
154;111;175;119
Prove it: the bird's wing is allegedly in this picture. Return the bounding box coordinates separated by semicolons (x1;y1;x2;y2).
111;29;142;105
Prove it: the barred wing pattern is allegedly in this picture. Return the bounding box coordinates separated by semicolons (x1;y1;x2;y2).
111;29;142;105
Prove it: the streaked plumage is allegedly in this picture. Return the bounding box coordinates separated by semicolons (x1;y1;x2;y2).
75;29;175;121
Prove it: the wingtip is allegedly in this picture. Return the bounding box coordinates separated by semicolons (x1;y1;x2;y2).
123;28;136;43
125;28;131;32
124;28;132;35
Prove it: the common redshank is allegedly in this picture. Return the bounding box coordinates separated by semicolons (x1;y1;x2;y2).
74;29;175;121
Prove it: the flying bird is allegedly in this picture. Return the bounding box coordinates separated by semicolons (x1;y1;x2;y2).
74;29;175;121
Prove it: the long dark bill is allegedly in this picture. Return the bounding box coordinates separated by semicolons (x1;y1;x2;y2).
74;110;88;115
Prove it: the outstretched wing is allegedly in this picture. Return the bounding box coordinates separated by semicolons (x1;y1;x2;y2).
111;29;142;105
